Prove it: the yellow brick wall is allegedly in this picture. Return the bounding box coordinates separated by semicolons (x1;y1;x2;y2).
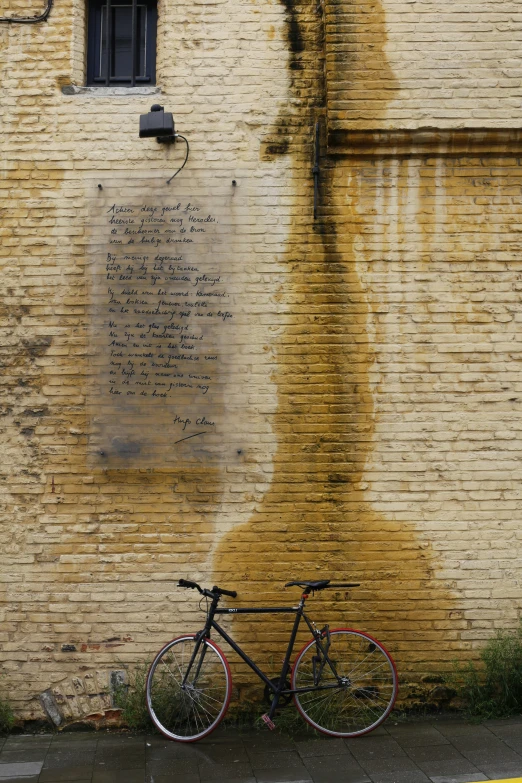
1;0;522;723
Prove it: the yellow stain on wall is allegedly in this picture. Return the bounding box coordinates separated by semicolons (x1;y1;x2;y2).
213;0;460;706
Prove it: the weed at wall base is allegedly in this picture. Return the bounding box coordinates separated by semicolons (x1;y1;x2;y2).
112;662;153;732
448;620;522;719
0;697;14;735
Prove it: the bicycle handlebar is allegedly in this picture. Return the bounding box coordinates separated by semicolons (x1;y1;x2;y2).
212;585;237;598
178;579;202;592
178;579;237;599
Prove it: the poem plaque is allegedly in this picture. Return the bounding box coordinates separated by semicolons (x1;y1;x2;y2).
86;173;252;467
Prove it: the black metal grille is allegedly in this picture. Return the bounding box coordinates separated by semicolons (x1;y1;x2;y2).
87;0;156;86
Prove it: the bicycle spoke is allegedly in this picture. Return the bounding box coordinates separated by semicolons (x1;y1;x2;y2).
300;689;337;710
193;695;216;721
352;686;393;704
191;689;224;706
314;691;336;727
348;658;390;681
159;656;183;685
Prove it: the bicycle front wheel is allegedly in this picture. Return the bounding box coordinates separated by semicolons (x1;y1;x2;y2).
292;628;398;737
146;634;232;742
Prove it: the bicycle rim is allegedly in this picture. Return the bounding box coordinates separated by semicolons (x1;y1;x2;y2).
292;628;398;737
146;634;232;741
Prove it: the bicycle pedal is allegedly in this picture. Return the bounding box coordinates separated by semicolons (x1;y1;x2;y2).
261;714;276;731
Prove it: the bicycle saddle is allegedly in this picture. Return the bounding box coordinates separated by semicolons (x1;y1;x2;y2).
285;580;330;590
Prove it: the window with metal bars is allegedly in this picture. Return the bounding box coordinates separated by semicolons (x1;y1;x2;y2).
87;0;156;86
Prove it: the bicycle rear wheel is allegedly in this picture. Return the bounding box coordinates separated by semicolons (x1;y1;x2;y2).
146;634;232;742
292;628;397;737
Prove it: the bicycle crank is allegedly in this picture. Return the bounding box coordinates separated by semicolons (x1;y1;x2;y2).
263;678;292;707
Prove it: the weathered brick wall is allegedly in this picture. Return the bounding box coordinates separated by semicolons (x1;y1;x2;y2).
326;0;522;130
1;0;522;724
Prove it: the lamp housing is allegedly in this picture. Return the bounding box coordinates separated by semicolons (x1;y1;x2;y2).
139;104;175;140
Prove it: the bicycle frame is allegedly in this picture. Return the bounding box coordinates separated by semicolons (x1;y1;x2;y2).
182;593;343;719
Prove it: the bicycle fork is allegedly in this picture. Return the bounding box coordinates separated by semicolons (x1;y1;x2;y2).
181;631;208;691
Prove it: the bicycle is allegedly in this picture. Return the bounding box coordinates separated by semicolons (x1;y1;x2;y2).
146;578;398;742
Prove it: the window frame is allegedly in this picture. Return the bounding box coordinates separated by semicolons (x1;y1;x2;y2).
86;0;156;87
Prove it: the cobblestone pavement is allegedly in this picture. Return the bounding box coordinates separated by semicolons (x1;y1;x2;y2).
1;716;522;783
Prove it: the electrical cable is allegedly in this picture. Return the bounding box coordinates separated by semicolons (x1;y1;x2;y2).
166;134;189;184
0;0;53;23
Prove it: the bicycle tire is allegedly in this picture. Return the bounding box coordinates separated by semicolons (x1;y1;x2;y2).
291;628;398;737
146;634;232;742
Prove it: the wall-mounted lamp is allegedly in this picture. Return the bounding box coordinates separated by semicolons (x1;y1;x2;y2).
139;104;175;143
139;104;190;184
